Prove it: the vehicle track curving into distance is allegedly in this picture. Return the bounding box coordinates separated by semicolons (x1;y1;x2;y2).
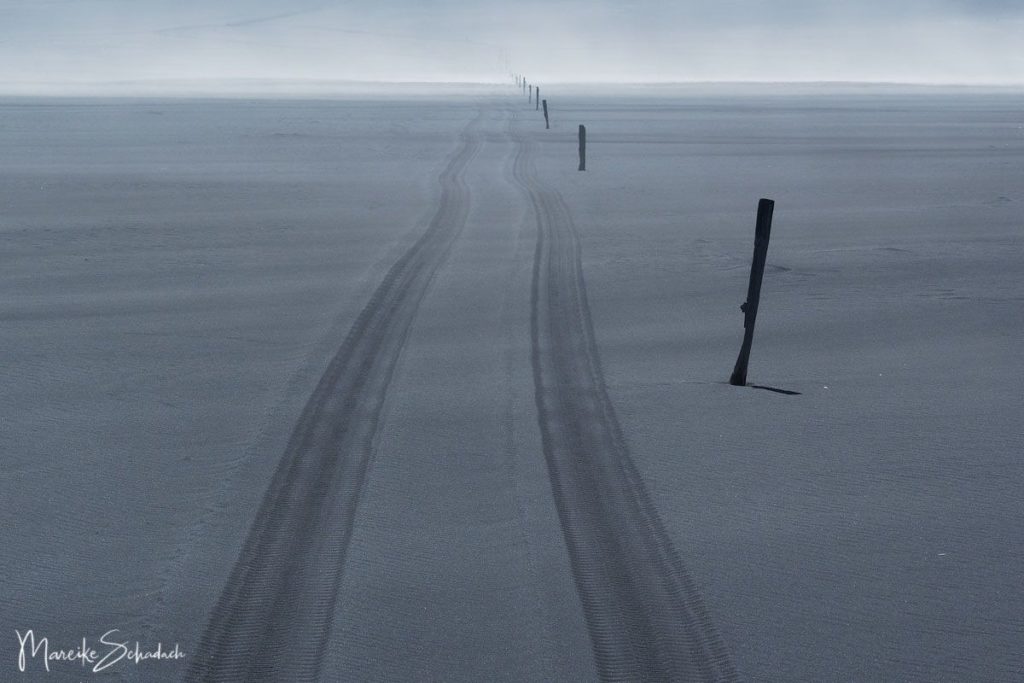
187;110;486;681
510;119;739;682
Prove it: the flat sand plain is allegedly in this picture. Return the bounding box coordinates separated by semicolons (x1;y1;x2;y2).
2;85;1022;681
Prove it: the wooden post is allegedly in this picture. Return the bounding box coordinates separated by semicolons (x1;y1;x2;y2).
536;86;540;110
729;198;775;387
529;85;533;103
578;125;586;171
542;100;549;129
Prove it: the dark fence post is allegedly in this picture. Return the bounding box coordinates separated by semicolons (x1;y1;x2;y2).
578;125;587;171
536;86;540;110
730;198;775;386
529;85;533;103
543;100;549;129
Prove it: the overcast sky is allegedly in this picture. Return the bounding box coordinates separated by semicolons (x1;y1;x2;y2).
1;0;1022;89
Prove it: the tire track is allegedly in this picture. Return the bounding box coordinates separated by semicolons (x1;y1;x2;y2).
187;111;485;682
510;123;739;681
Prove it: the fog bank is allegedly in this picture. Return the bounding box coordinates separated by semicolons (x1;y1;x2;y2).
1;1;1022;92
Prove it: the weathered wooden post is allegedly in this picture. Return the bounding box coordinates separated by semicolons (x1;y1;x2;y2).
529;85;533;104
578;125;586;171
542;100;549;129
536;86;540;110
729;198;775;387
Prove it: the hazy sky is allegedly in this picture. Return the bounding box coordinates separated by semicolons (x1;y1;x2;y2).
1;0;1022;89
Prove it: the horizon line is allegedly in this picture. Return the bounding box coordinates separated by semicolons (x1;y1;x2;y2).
1;78;1023;98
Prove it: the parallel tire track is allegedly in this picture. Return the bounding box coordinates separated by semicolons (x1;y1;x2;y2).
511;125;739;681
187;111;485;682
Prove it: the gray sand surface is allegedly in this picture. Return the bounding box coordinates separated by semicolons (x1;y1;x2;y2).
2;86;1022;681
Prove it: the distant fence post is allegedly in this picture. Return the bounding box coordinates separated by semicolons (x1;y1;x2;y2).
536;87;540;110
578;125;587;171
543;100;549;129
729;198;775;387
529;85;533;103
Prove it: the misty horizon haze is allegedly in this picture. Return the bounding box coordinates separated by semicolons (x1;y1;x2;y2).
1;0;1023;92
